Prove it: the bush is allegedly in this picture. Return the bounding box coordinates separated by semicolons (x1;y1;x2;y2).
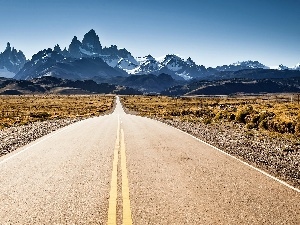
29;112;51;119
295;121;300;136
258;111;275;123
236;106;253;123
214;112;223;120
259;119;268;130
229;113;236;121
203;118;212;124
267;120;295;134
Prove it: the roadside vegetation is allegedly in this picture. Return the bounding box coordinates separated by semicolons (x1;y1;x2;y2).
0;95;114;130
121;95;300;138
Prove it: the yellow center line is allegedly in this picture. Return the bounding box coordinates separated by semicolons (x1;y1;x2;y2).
107;116;120;225
107;116;133;225
121;128;133;225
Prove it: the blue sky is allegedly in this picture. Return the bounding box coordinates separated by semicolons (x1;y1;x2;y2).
0;0;299;67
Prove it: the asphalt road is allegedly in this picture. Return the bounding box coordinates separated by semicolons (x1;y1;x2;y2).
0;97;299;224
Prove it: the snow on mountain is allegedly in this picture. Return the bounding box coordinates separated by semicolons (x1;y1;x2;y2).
0;67;15;78
161;54;184;72
115;54;208;80
0;42;27;77
216;60;269;71
157;54;208;80
100;45;138;72
14;48;66;80
124;55;159;75
276;64;289;70
293;63;300;70
79;47;96;56
103;56;119;68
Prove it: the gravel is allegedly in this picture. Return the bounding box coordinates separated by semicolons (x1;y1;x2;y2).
153;117;300;189
0;118;82;157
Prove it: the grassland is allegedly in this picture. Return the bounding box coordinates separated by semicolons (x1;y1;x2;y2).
0;95;115;130
121;95;300;138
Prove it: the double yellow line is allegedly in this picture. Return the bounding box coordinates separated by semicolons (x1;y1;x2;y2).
107;115;133;225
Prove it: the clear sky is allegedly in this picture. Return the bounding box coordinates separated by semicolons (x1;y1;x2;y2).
0;0;299;67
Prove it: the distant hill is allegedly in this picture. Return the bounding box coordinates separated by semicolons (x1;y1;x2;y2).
162;78;300;96
118;73;184;93
210;69;300;80
0;76;141;95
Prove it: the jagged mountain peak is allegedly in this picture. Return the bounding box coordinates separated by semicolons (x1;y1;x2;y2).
158;54;183;66
82;29;102;53
53;44;61;53
86;29;97;36
0;42;27;77
72;36;80;42
146;54;154;59
137;54;156;62
68;36;82;58
6;42;11;51
164;54;182;60
186;57;196;66
277;64;289;70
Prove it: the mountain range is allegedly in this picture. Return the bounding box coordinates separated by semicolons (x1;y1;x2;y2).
1;29;300;95
1;29;299;81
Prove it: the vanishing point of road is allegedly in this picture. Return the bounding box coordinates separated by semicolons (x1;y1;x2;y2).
0;97;299;224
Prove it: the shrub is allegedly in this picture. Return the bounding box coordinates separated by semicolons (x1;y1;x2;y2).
203;118;212;124
29;112;51;119
246;122;257;129
259;119;268;130
258;111;275;123
236;106;253;123
214;111;223;120
229;113;236;121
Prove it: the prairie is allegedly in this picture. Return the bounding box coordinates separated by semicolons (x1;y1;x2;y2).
121;95;300;138
0;95;114;130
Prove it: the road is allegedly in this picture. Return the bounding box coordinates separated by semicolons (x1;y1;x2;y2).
0;97;299;224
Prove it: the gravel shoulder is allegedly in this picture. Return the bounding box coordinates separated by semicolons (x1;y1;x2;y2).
0;118;82;157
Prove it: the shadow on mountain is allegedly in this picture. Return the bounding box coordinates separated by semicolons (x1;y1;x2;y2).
0;76;141;95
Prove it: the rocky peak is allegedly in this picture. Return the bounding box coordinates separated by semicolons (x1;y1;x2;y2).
277;64;289;70
186;57;196;66
82;29;102;53
53;44;62;53
145;54;155;60
5;42;11;51
0;42;27;76
68;36;82;58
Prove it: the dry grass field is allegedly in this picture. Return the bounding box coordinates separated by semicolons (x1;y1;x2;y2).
0;95;115;130
121;95;300;137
